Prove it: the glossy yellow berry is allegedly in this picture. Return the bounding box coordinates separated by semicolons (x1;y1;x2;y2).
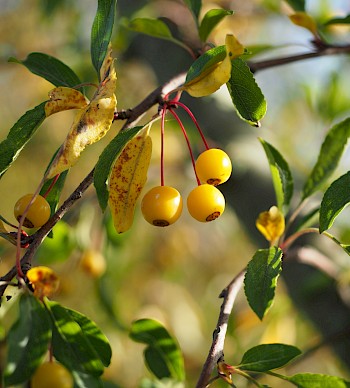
141;186;183;227
195;148;232;185
31;361;73;388
14;194;51;228
80;249;106;278
187;184;225;222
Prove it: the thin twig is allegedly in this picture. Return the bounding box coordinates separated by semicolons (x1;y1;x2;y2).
196;269;245;388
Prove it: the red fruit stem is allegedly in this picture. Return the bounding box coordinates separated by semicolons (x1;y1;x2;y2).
168;107;201;186
171;100;210;150
42;174;60;198
160;107;166;187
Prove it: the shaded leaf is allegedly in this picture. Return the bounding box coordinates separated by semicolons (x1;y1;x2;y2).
130;319;185;381
4;294;51;386
325;15;350;26
126;18;188;51
319;171;350;233
108;126;152;233
94;126;142;211
302;117;350;200
199;9;233;42
72;370;104;388
40;170;69;215
239;343;301;372
91;0;116;77
0;102;46;178
287;373;350;387
47;300;108;377
244;247;283;320
259;138;293;213
285;0;305;11
227;58;267;126
183;0;202;21
9;53;82;88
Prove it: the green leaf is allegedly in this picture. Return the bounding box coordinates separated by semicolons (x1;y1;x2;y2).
185;45;226;84
259;138;293;213
183;0;202;21
199;9;233;42
130;319;185;381
226;58;267;126
302;117;350;200
72;370;104;388
126;18;188;52
244;247;283;320
4;294;52;386
287;373;350;387
319;171;350;233
324;15;350;26
238;343;301;372
47;300;109;377
94;126;142;211
285;0;305;11
40;170;68;214
0;102;46;178
91;0;116;77
9;53;82;88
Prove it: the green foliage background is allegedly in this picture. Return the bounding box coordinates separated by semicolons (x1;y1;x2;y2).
1;0;350;386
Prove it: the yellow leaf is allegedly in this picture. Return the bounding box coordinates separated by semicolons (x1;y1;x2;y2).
108;126;152;233
27;266;60;299
256;206;285;243
184;34;243;97
45;87;89;117
47;49;117;179
289;12;318;36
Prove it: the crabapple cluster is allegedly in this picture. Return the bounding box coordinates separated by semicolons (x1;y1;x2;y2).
141;148;231;226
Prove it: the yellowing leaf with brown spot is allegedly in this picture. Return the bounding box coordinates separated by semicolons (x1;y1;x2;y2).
256;206;285;243
27;266;60;299
47;49;117;179
45;87;89;117
108;126;152;233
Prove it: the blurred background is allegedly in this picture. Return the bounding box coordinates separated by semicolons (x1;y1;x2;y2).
1;0;350;386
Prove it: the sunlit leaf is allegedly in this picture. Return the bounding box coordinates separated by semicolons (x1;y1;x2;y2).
47;50;117;179
287;373;350;387
9;53;82;88
239;344;301;372
289;12;318;36
227;58;267;126
302;117;350;200
256;206;285;243
108;126;152;233
199;9;233;42
259;138;293;213
244;247;283;320
45;87;88;117
94;126;142;211
319;171;350;233
91;0;116;77
47;300;108;377
130;319;185;381
0;102;46;178
4;294;51;386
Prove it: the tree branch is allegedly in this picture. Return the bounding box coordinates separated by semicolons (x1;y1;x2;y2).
196;269;245;388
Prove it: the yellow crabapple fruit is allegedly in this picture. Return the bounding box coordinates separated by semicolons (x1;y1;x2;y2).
31;361;73;388
14;194;51;228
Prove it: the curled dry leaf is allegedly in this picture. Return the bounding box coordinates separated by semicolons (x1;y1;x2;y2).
27;266;60;299
108;126;152;233
45;87;89;117
256;206;285;243
47;47;117;179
